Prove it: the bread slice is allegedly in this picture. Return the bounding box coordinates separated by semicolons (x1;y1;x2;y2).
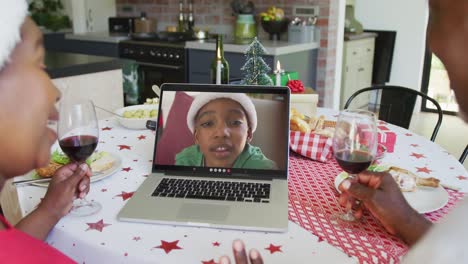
90;153;115;172
388;166;440;192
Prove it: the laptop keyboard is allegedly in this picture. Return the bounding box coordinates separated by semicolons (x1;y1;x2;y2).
151;178;271;203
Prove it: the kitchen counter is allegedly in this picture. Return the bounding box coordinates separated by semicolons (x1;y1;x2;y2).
344;32;378;41
65;32;129;43
45;51;127;79
185;39;320;55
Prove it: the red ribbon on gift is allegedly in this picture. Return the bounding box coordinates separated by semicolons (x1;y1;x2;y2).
287;80;305;93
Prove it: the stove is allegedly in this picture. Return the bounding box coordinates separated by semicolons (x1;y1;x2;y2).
119;32;196;104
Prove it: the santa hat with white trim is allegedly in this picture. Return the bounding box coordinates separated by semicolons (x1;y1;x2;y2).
0;0;29;70
186;93;258;134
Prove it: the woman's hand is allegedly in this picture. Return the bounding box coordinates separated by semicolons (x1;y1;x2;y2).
219;240;263;264
339;171;432;245
39;163;91;219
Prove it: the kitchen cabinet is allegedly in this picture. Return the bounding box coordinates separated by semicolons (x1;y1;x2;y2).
340;35;376;109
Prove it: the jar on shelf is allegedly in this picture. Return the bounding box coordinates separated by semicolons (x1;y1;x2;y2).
234;14;256;44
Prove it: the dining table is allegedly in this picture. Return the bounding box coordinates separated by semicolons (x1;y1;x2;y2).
8;108;468;264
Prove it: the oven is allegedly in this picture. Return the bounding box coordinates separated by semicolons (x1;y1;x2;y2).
119;40;187;104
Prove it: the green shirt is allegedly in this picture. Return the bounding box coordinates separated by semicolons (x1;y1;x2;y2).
175;144;277;170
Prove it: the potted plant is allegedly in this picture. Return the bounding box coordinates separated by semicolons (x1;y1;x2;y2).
29;0;71;32
230;0;256;44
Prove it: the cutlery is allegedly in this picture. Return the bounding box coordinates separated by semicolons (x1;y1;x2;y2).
13;172;103;185
94;105;123;118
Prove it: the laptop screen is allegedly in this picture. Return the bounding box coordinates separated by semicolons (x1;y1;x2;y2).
152;84;290;178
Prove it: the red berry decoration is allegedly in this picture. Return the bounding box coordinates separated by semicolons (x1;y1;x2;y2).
287;79;305;93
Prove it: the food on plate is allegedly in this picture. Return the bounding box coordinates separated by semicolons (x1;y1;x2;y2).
35;150;115;178
123;108;157;119
36;162;63;178
144;97;159;105
388;166;440;192
290;108;335;136
90;152;115;172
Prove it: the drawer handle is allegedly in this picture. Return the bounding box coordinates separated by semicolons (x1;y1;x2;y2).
358;67;365;72
353;51;357;55
367;48;372;52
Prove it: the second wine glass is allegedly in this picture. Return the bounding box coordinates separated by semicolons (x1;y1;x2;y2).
332;109;378;222
57;98;101;216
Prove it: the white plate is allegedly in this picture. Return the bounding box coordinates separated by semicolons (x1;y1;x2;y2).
334;171;449;214
31;152;122;187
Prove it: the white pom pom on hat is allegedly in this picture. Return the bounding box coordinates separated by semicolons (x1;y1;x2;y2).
0;0;29;70
186;93;258;134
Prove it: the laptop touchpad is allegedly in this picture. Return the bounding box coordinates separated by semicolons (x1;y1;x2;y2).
177;203;229;221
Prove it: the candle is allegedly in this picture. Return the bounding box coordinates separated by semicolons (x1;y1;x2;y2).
275;60;283;86
216;60;222;84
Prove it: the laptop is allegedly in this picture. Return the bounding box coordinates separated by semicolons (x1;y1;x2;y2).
118;83;290;232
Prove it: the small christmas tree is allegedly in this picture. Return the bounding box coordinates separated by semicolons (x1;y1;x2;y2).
241;37;273;85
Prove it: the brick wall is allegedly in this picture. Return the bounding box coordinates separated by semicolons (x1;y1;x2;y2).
117;0;339;107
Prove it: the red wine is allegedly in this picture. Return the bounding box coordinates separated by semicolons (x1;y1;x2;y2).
335;150;373;174
59;135;98;162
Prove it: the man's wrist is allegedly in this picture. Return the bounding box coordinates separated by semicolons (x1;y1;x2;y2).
396;210;432;246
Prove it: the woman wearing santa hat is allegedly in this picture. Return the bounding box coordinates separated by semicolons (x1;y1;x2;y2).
0;1;92;263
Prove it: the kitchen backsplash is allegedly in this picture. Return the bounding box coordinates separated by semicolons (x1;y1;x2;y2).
116;0;339;107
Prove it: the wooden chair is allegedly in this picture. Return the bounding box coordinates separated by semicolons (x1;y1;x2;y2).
344;85;443;142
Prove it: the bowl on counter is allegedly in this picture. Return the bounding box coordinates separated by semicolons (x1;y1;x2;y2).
114;104;158;130
260;19;290;40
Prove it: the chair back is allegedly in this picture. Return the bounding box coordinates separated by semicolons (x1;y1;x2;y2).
344;85;443;142
460;145;468;164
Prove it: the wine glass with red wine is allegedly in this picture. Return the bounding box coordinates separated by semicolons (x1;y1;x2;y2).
57;98;101;216
333;109;378;222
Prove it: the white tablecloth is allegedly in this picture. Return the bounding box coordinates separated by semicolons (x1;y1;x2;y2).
14;109;467;264
14;118;355;264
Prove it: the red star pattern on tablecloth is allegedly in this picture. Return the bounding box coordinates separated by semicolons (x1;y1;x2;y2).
212;241;220;247
405;133;413;136
153;240;182;254
115;191;135;201
117;145;131;150
265;244;282;254
410;144;419;147
457;176;468;181
122;167;132;172
416;166;432;174
137;135;146;140
86;219;111;232
101;127;112;131
201;259;217;264
101;188;107;192
410;153;426;159
133;236;141;241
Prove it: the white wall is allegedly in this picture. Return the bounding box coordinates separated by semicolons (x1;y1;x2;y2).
354;0;429;91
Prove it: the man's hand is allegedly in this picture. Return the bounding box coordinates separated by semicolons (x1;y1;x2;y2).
39;163;91;219
339;171;432;246
219;240;263;264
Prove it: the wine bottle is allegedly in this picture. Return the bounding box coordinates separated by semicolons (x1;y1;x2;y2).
187;0;194;32
210;35;229;84
177;0;185;32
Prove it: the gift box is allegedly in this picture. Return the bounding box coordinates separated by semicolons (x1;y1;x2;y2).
290;131;333;162
377;125;396;153
360;125;397;153
268;71;298;86
290;90;318;118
